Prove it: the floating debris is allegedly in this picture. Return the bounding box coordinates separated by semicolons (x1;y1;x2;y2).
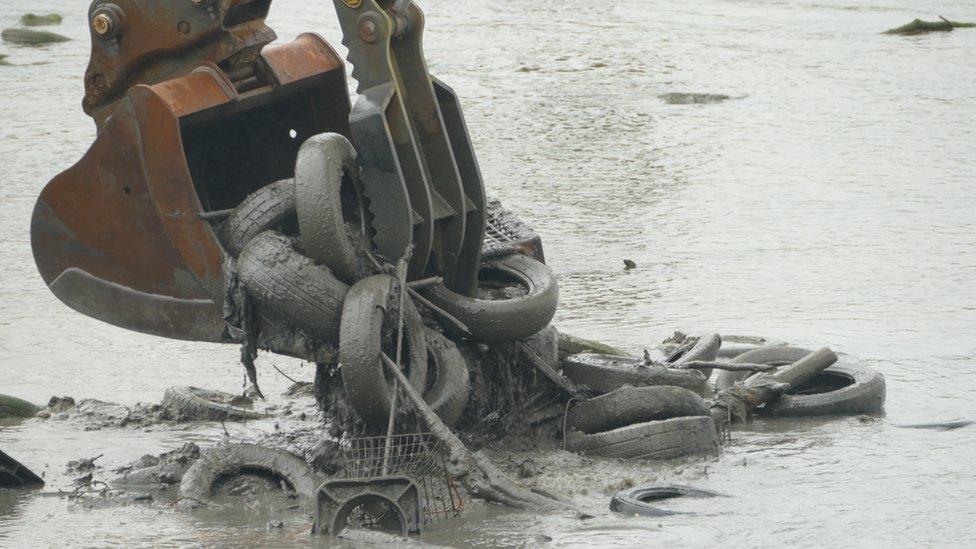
0;394;40;418
0;449;44;488
20;13;64;27
659;92;732;105
1;28;71;45
884;17;975;35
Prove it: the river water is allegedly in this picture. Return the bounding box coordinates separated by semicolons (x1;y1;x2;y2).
1;0;974;546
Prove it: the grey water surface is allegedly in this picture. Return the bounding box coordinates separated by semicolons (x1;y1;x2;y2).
1;0;974;546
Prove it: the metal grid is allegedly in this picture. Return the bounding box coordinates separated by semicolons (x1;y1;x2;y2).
482;199;544;260
341;433;463;523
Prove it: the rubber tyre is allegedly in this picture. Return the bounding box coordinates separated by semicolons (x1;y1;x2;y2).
238;231;349;344
161;386;265;421
561;353;707;395
179;443;319;507
421;253;558;343
339;275;429;427
423;329;471;427
295;133;369;283
218;179;296;257
0;395;40;418
566;416;720;460
718;346;886;416
566;386;709;434
610;485;724;517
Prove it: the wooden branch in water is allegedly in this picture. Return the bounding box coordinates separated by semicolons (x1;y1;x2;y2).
710;347;837;426
676;361;778;373
517;342;585;399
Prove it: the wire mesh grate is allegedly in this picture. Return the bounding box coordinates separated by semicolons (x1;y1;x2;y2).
340;433;463;523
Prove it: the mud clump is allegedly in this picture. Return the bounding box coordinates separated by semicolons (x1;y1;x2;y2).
112;443;201;488
39;397;170;430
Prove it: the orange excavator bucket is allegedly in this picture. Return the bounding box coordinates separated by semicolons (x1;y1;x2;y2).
30;0;351;343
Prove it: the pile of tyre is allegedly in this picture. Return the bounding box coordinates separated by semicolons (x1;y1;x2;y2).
556;333;886;461
218;133;558;430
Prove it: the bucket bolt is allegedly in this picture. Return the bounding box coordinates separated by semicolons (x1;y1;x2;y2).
91;5;123;39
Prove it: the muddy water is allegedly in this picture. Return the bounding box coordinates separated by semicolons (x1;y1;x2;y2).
2;0;975;546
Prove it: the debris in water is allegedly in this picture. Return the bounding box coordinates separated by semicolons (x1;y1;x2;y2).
111;443;201;488
883;17;975;35
47;396;76;413
893;418;973;430
0;449;45;488
659;92;732;105
623;259;637;270
0;54;11;66
0;394;40;418
1;28;71;45
67;454;103;473
20;13;64;27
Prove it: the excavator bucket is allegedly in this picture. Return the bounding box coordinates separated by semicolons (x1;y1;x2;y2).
30;0;351;342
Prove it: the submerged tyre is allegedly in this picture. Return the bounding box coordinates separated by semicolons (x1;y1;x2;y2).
610;485;725;517
566;416;719;460
218;179;296;257
561;353;707;395
423;329;471;427
339;275;429;427
421;253;558;342
295;133;369;283
566;386;709;435
179;444;319;507
161;386;265;421
238;231;348;344
719;346;886;416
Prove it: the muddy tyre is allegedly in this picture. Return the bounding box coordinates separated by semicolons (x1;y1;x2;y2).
339;275;429;427
610;485;724;517
0;395;40;418
238;231;348;344
179;444;319;507
561;353;707;395
161;386;265;421
566;386;709;434
423;329;470;427
719;346;886;416
218;179;296;257
421;253;558;342
566;416;720;460
295;133;369;283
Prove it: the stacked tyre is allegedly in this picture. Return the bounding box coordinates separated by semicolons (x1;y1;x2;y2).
564;386;720;460
222;133;560;430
